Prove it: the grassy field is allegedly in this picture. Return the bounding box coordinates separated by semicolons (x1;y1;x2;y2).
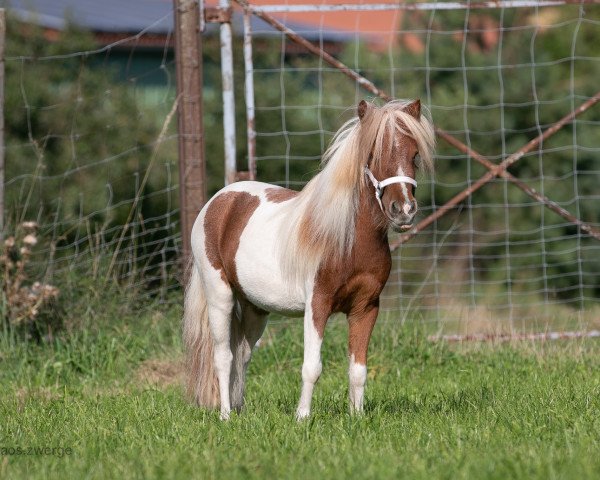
1;299;600;479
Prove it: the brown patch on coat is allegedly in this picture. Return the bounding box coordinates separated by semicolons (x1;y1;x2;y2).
204;191;260;293
265;187;298;204
348;306;379;364
311;196;392;364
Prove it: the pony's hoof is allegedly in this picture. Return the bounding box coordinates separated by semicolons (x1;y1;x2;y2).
220;410;230;421
295;408;310;421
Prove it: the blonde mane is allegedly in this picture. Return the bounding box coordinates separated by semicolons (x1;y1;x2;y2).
278;100;435;284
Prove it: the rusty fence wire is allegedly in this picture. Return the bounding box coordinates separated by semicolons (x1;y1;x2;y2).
234;0;600;331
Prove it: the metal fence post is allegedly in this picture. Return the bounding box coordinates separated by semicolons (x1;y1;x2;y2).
243;11;256;180
174;0;206;270
219;0;237;185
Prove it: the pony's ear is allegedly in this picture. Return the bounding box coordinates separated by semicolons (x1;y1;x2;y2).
404;99;421;119
357;100;371;121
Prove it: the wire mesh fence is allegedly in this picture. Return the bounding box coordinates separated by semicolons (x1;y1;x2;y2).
3;1;600;332
241;0;600;330
3;8;180;300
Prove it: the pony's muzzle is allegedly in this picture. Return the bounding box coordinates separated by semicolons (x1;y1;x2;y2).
388;200;417;232
390;200;417;221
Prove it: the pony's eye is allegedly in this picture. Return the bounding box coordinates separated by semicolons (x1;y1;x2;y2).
413;153;421;169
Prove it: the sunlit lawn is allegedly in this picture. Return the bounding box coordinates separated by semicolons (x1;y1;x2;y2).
2;305;600;479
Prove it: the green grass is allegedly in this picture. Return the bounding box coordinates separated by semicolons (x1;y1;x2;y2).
1;302;600;479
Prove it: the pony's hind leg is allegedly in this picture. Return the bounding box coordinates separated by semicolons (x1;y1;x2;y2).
229;300;268;411
205;278;235;420
347;306;378;414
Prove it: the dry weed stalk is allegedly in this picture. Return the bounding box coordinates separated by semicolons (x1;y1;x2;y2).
1;222;59;328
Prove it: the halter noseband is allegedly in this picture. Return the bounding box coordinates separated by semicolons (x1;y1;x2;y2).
364;166;417;214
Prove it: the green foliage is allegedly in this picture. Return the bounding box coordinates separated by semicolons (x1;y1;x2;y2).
5;22;173;224
4;19;179;292
3;6;600;310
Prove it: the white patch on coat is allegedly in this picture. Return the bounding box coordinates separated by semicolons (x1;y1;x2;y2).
235;183;307;316
190;181;319;419
348;353;367;413
394;137;411;215
296;283;322;420
193;180;308;316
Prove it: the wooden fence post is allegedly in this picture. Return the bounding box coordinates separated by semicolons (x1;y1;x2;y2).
174;0;206;273
0;9;5;238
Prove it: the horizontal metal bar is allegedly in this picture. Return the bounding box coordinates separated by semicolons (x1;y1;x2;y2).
428;329;600;343
253;0;600;13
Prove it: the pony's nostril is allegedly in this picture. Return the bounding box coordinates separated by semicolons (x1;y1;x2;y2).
405;200;417;215
390;201;401;216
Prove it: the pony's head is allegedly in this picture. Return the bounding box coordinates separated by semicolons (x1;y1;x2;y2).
357;99;435;231
279;99;435;283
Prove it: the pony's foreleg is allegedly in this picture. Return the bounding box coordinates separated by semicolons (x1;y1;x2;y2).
348;305;378;414
296;298;329;420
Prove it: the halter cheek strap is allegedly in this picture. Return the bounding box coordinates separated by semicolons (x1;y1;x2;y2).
364;166;417;214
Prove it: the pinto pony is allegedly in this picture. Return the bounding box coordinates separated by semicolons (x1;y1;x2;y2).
183;99;435;419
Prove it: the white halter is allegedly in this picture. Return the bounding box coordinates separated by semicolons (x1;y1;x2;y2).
364;166;417;213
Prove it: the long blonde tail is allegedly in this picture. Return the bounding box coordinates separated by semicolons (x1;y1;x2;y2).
183;265;219;408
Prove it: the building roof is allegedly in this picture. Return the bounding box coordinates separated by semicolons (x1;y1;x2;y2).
1;0;357;44
250;0;401;48
4;0;174;34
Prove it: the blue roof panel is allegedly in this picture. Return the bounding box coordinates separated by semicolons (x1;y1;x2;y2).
0;0;353;42
3;0;174;34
